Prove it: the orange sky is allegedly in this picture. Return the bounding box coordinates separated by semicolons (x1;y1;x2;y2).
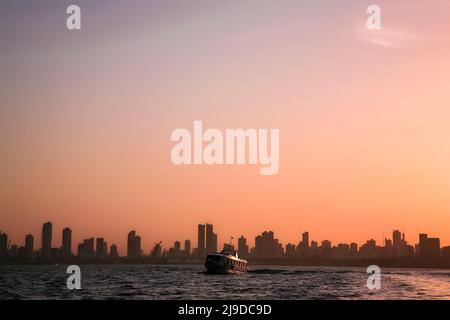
1;1;450;253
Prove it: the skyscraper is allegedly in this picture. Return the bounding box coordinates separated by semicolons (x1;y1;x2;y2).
197;224;205;258
135;236;141;257
392;230;405;258
61;227;72;258
110;244;118;258
206;223;217;254
41;222;52;259
78;238;95;258
238;236;249;258
96;238;106;257
302;232;309;248
297;231;310;257
127;231;136;257
25;234;34;259
174;241;181;257
127;231;142;258
0;232;8;258
254;231;284;258
184;239;191;257
418;234;440;259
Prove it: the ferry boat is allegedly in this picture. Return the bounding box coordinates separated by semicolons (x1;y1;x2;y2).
204;249;248;274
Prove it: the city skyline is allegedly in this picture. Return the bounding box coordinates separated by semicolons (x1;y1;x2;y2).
0;220;449;261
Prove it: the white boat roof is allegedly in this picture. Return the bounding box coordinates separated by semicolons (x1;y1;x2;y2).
207;252;247;263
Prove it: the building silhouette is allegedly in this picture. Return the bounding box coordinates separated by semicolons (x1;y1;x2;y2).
206;224;217;254
197;224;206;258
297;231;309;257
78;238;95;258
41;222;52;259
127;230;142;258
25;234;34;259
349;242;358;258
61;227;72;258
238;236;249;258
184;239;191;257
0;220;448;266
442;246;450;259
150;242;162;258
418;234;440;259
96;238;107;258
392;230;406;258
0;231;8;257
254;231;283;258
172;240;181;257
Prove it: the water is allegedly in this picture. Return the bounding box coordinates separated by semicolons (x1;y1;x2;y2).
0;265;449;300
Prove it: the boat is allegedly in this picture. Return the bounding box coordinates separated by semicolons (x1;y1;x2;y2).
204;249;248;274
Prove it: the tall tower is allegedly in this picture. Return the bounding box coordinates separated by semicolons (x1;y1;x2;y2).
197;224;205;258
42;222;52;259
302;232;309;248
25;234;34;259
238;236;249;258
61;228;72;258
206;224;217;254
0;232;8;257
184;239;191;257
392;230;402;258
127;231;136;258
96;238;105;257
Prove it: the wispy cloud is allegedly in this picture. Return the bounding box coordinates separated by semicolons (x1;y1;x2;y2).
356;25;418;48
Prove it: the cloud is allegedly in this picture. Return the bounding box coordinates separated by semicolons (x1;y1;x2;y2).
356;25;418;48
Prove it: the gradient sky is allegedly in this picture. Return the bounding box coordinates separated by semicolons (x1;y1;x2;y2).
1;0;450;254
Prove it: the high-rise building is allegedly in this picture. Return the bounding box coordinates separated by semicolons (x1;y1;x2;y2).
25;234;34;259
136;236;141;257
285;243;296;258
418;234;440;259
127;231;142;258
254;231;283;258
0;232;8;258
238;236;249;258
184;240;191;257
212;233;217;253
383;238;393;259
127;231;136;257
442;246;450;259
206;224;217;254
173;241;181;257
335;243;350;259
392;230;405;258
61;228;72;258
96;238;106;257
110;244;118;258
41;222;52;259
297;231;310;257
302;232;309;248
78;238;95;258
360;239;378;259
349;242;358;258
197;224;205;258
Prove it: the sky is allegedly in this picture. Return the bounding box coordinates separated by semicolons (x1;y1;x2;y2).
1;0;450;254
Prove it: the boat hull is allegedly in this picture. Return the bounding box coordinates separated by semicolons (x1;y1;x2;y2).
205;262;247;274
204;253;248;274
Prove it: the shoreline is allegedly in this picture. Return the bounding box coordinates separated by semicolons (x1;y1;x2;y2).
1;258;449;270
